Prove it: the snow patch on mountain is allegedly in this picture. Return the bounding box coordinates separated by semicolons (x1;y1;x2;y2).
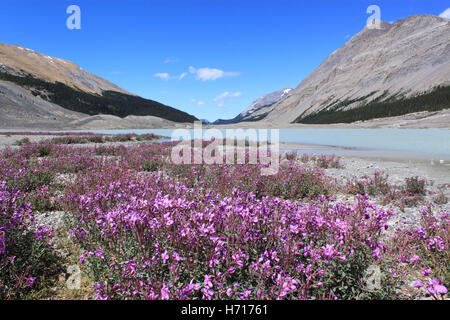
240;88;292;118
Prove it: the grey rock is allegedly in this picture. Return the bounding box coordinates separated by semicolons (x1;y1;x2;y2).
363;265;382;292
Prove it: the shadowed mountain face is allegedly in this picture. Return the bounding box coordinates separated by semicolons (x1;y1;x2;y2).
0;43;198;125
263;15;450;124
0;79;84;130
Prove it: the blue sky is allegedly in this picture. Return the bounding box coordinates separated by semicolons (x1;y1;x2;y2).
1;0;449;121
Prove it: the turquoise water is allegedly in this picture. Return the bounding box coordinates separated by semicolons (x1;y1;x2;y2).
85;128;450;159
3;128;449;160
279;129;450;159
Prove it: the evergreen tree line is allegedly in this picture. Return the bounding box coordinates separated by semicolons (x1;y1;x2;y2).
295;86;450;124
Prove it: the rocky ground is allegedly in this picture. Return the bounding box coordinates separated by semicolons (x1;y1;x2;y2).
324;156;450;226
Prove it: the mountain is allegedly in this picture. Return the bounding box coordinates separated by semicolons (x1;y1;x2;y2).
263;15;450;125
0;79;84;130
0;43;128;95
0;43;198;127
213;88;292;124
0;79;190;130
238;88;293;120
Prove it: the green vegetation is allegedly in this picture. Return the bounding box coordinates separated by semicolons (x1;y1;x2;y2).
141;161;159;172
0;72;198;123
14;137;31;146
316;92;379;116
295;86;450;124
9;170;54;193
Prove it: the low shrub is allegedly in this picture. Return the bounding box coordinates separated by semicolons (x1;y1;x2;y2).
346;171;390;196
433;190;448;205
0;181;60;299
256;165;333;199
36;145;52;157
141;161;159;172
15;137;30;146
8;170;54;193
136;133;159;141
405;177;427;196
284;152;297;161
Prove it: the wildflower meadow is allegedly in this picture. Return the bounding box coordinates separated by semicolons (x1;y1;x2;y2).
0;134;448;300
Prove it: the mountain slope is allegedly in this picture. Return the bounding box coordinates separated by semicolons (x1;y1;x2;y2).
0;79;84;129
0;43;198;124
214;88;292;124
0;43;127;95
0;79;186;130
264;15;450;124
239;88;293;120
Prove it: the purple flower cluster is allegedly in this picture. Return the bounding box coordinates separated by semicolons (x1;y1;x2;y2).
1;137;447;300
0;180;55;298
65;161;393;299
389;207;448;298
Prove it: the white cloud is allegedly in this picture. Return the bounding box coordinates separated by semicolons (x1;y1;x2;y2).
196;68;225;81
155;66;241;82
213;91;242;107
214;92;229;102
188;66;241;81
164;57;180;64
213;91;242;101
439;8;450;19
155;72;188;80
154;73;170;80
191;98;205;106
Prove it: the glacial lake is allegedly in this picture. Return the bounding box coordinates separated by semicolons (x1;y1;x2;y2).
2;128;449;161
88;128;450;161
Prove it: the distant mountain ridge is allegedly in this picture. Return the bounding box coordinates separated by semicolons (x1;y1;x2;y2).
214;88;292;124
